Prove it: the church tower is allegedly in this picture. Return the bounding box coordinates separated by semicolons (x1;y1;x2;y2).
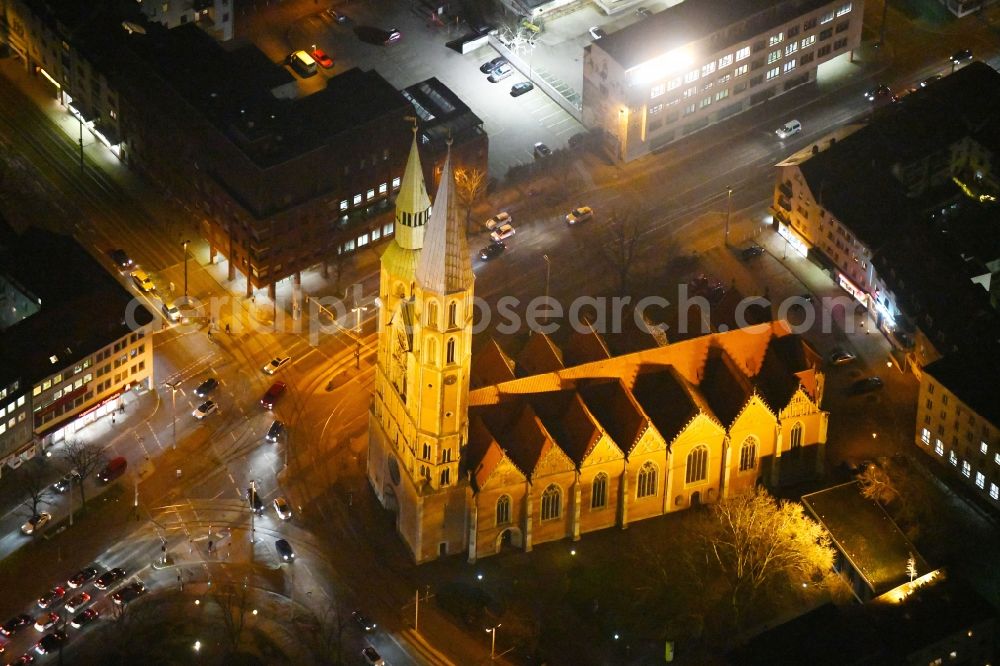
368;140;474;562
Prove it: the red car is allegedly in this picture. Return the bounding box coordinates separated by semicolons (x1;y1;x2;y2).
260;381;287;410
311;48;334;69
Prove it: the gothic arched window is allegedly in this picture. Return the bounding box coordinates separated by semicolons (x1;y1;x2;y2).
426;301;438;329
591;473;608;509
541;484;561;521
496;495;511;525
790;422;803;449
739;436;758;471
637;461;658;498
686;446;709;484
446;338;456;364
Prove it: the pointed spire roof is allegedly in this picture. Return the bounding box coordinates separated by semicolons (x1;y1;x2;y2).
415;147;473;294
394;126;431;251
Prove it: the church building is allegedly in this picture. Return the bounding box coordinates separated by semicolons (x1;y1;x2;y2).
367;136;830;564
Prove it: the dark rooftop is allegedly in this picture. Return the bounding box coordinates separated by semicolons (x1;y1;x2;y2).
924;347;1000;425
598;0;833;71
0;226;153;387
403;78;485;147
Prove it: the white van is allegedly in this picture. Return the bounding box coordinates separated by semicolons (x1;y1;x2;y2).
289;50;317;77
775;120;802;139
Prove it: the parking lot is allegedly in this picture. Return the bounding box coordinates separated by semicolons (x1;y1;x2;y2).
240;0;593;177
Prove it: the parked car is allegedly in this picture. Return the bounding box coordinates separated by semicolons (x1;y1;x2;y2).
192;400;218;419
21;513;51;535
265;419;286;443
67;567;99;589
533;142;552;158
489;223;516;242
33;630;66;655
850;376;884;395
589;26;607;39
479;241;506;261
951;48;972;65
829;349;856;366
479;56;507;73
109;249;133;269
353;610;376;632
194;377;219;398
362;646;385;666
33;613;59;632
920;74;942;87
8;654;34;665
484;212;511;231
741;243;765;260
36;587;65;610
488;63;513;83
161;300;181;322
565;206;594;225
276;539;295;562
53;471;79;493
273;497;293;521
311;48;334;68
383;28;402;44
510;81;534;97
262;356;291;375
94;568;125;591
64;592;91;614
111;581;146;605
775;119;802;139
69;608;98;629
260;381;287;409
1;614;33;636
325;7;349;23
130;269;155;293
97;457;127;483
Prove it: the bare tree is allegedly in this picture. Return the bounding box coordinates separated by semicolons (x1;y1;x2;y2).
600;208;647;294
213;578;252;654
15;460;55;517
59;440;106;510
691;486;834;632
311;597;352;665
454;167;488;235
858;463;898;505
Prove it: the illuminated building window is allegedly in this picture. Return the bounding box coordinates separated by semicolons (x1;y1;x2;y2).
667;77;681;91
785;42;798;56
372;226;381;241
367;188;376;201
684;69;699;83
949;450;958;466
496;495;511;525
379;183;388;194
701;62;715;77
357;233;369;247
591;473;608;509
637;461;658;498
717;74;731;85
766;67;780;80
962;460;971;477
340;200;348;211
735;46;751;61
734;64;749;77
683;86;697;99
935;440;944;456
353;194;362;205
995;452;1000;465
540;484;561;520
768;50;782;64
921;428;930;444
783;60;796;73
820;10;834;24
383;222;394;236
980;442;988;454
446;338;456;364
392;177;401;189
836;2;852;16
991;483;999;500
648;103;663;116
769;33;783;46
739;436;758;471
718;53;734;68
699;96;712;109
790;422;803;448
686;446;708;484
715;89;729;102
650;84;665;99
975;472;985;488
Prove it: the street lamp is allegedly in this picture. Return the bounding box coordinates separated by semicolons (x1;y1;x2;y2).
543;254;551;325
486;623;501;660
166;382;179;450
724;186;733;246
351;305;367;332
182;240;190;300
249;479;258;547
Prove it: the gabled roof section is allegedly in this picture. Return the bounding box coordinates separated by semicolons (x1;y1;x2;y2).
579;379;649;456
630;366;703;444
753;333;811;411
516;333;564;378
528;390;602;466
465;415;509;492
699;347;753;427
415;149;473;294
471;338;516;389
562;324;612;367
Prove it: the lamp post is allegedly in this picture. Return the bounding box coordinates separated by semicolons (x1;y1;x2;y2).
249;479;257;545
725;186;733;246
543;254;551;325
182;240;190;300
487;624;501;660
351;305;367;333
166;382;179;450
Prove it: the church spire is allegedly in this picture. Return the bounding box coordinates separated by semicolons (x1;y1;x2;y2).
394;122;432;251
415;145;473;294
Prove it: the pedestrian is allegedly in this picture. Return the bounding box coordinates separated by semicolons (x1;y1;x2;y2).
225;322;231;334
111;415;116;425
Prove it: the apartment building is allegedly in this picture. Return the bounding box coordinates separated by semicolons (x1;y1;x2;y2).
583;0;862;162
0;225;154;476
136;0;233;41
915;349;1000;512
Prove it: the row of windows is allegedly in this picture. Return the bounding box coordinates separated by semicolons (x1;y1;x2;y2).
338;178;401;212
0;395;26;419
925;433;1000;501
0;411;27;435
0;380;19;401
338;222;395;254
